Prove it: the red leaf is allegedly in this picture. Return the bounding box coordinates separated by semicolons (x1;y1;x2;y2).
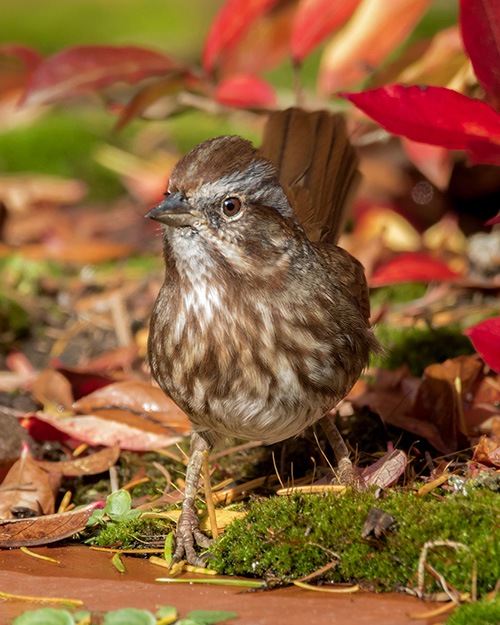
214;74;276;108
485;215;500;225
464;316;500;374
370;252;460;286
291;0;362;63
460;0;500;106
341;85;500;149
23;45;180;106
202;0;281;74
466;139;500;166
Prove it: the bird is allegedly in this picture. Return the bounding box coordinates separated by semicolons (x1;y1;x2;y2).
146;107;381;566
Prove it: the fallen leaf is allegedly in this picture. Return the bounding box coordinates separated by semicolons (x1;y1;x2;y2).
0;443;59;519
30;369;74;411
472;435;500;467
37;445;120;476
412;356;484;452
359;447;408;489
32;412;183;451
73;380;187;423
0;501;105;548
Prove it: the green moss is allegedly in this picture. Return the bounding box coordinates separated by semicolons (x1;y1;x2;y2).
211;489;500;597
446;597;500;625
95;516;171;549
372;324;475;376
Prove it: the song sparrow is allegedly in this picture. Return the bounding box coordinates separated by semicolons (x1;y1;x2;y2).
147;108;381;566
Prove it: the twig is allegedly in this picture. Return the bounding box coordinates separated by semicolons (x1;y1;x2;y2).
417;540;470;593
202;450;218;539
109;465;119;493
272;451;285;490
210;441;263;461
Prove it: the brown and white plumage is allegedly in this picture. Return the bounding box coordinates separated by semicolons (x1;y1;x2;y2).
147;108;380;565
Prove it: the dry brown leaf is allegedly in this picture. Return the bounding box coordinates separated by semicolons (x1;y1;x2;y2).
37;444;120;476
0;501;105;548
30;369;74;411
0;174;87;212
73;380;191;432
0;443;59;519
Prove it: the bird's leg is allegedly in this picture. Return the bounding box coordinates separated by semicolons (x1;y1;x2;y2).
320;414;356;486
172;431;212;567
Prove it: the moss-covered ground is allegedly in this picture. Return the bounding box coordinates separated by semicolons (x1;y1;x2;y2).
446;596;500;625
210;488;500;597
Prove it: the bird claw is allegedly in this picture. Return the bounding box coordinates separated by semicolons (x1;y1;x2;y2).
172;502;213;567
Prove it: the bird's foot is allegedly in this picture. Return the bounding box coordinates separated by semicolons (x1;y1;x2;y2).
172;498;212;567
336;456;357;487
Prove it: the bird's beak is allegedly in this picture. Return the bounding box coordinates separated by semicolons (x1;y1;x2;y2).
145;192;200;227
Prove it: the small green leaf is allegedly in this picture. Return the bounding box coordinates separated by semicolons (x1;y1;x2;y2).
13;608;75;625
86;508;105;526
155;605;177;624
103;608;156;625
111;551;126;573
105;490;132;518
187;610;238;624
122;509;142;521
164;532;175;566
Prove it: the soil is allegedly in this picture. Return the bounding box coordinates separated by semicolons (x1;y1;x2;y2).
0;545;444;625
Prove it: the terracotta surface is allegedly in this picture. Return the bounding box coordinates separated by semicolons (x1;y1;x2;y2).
0;545;443;624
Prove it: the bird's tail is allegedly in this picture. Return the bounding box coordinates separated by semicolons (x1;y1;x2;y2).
260;107;360;245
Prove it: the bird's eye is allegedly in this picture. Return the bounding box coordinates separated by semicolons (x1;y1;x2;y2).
222;197;242;217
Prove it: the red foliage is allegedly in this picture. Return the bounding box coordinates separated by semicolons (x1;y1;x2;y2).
370;252;460;286
23;45;180;106
464;316;500;374
214;74;276;108
460;0;500;107
202;0;280;74
290;0;361;64
341;86;500;150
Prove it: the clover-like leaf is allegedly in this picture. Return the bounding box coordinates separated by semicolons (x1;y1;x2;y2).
14;608;75;625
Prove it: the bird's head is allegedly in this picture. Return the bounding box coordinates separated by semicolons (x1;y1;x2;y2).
146;135;306;269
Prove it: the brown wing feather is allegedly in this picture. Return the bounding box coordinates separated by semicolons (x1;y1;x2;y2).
260;107;360;245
